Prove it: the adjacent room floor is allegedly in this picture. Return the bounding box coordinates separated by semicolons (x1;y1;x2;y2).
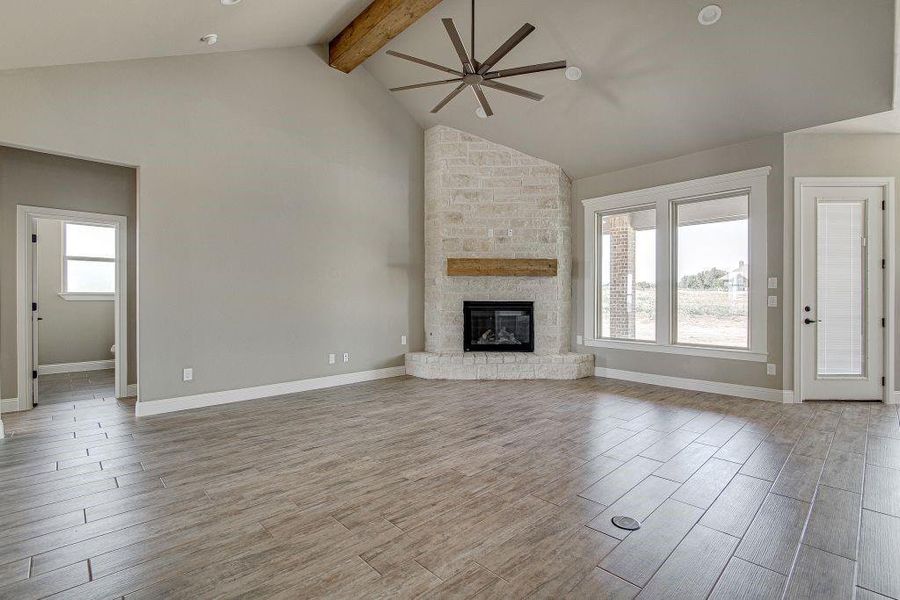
0;376;898;599
36;369;116;406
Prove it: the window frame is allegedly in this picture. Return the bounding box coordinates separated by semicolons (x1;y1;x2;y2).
60;221;117;301
596;203;658;343
583;167;770;362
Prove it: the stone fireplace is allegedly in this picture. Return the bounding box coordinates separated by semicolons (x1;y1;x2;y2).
405;126;593;380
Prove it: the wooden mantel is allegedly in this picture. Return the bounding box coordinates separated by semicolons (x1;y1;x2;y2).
447;258;558;277
328;0;444;73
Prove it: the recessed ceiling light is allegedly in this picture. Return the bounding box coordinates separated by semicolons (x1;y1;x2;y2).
221;0;242;5
475;106;489;119
698;4;722;25
200;34;219;46
565;66;582;81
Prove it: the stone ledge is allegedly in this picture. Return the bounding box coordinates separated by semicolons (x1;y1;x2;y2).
406;352;594;380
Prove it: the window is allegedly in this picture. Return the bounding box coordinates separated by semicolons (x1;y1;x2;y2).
674;194;749;348
583;167;769;361
598;207;656;341
62;223;116;299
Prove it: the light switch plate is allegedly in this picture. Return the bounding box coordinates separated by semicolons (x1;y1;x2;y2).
767;295;778;307
343;353;350;363
183;368;193;382
576;335;583;345
766;363;777;376
328;353;336;365
401;335;407;345
768;277;778;289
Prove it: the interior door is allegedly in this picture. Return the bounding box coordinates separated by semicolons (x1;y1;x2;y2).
30;217;40;407
800;185;884;401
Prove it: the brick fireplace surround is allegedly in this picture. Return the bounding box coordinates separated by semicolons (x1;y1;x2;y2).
406;126;593;380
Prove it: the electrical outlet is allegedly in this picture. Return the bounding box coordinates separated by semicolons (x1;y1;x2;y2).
343;353;350;363
183;368;193;382
767;295;778;307
328;353;336;365
768;277;778;289
506;228;513;237
401;335;407;345
766;363;777;376
576;335;583;345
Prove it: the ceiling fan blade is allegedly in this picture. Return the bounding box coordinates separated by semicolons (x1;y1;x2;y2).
386;50;463;76
481;79;544;102
431;83;468;113
484;60;567;80
390;78;463;92
472;84;493;117
442;18;475;74
477;23;535;75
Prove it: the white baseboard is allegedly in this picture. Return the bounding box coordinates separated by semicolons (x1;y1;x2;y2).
1;398;20;413
38;360;114;375
135;366;407;417
594;367;790;403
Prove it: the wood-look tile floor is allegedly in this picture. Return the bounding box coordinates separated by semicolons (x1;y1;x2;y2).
37;370;116;406
1;376;899;599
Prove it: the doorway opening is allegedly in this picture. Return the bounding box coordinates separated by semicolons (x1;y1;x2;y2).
17;207;128;409
793;178;896;403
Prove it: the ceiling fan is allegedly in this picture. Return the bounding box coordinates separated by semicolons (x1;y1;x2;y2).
387;0;567;117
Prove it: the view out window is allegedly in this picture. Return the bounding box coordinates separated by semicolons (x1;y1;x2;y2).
583;167;769;360
599;207;656;341
674;194;749;348
63;223;116;294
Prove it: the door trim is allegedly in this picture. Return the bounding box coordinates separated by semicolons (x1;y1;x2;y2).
16;206;128;410
793;177;896;404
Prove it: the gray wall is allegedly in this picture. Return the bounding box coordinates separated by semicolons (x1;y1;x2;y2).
572;135;785;389
783;133;900;391
0;45;424;404
0;147;137;398
36;219;115;367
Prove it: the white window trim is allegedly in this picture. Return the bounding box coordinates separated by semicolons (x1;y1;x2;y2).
61;221;117;298
582;166;771;362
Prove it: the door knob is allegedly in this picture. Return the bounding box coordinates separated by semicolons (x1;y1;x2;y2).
803;318;821;325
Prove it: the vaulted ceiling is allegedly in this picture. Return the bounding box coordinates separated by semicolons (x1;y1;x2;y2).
0;0;371;70
365;0;895;177
0;0;895;178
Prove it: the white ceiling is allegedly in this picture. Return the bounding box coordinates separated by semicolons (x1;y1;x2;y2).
364;0;896;177
0;0;370;71
0;0;895;178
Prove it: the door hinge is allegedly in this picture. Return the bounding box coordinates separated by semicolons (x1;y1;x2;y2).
32;302;37;312
32;370;37;380
882;376;886;386
883;318;887;328
883;200;886;210
883;259;887;269
31;233;37;243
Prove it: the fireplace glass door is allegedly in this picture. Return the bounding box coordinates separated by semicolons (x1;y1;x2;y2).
463;301;534;352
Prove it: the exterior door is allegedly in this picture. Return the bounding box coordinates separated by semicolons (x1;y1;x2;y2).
800;185;884;400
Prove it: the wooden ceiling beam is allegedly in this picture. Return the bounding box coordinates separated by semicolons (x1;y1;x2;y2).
329;0;443;73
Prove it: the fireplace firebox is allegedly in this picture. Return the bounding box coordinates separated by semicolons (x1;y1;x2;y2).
463;301;534;352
